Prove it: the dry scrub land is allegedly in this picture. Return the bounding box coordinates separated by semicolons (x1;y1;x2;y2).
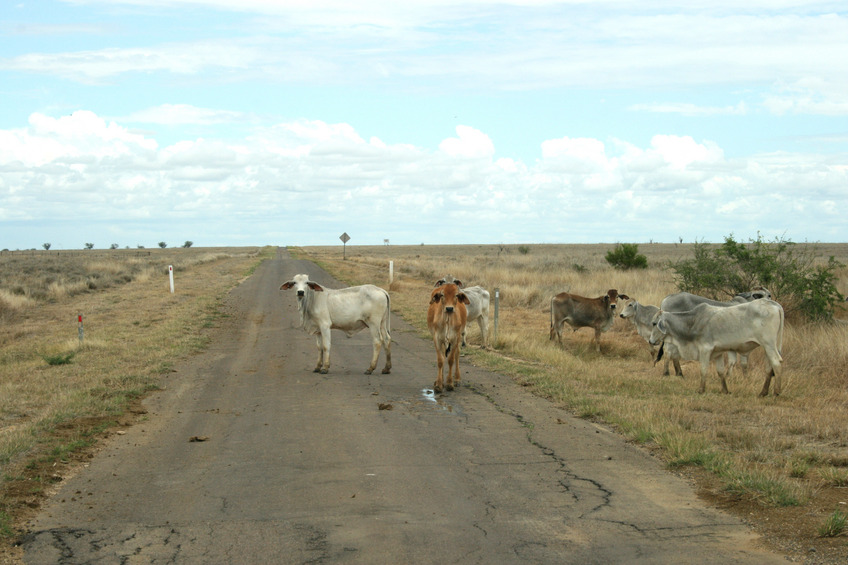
1;243;846;563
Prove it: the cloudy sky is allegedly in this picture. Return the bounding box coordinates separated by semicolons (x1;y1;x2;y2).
1;0;847;249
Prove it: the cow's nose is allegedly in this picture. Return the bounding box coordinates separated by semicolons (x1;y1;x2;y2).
297;290;305;297
445;306;454;313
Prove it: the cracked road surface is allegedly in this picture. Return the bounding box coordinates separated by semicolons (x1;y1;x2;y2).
21;249;784;564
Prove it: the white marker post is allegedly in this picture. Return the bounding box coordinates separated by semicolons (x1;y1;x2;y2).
78;314;84;346
493;288;500;345
168;265;175;293
389;261;394;285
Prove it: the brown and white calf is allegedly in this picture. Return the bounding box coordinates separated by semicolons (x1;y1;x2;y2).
550;289;626;352
435;275;490;348
280;274;392;375
427;283;469;393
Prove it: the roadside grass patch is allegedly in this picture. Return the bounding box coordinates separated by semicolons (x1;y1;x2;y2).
819;510;847;538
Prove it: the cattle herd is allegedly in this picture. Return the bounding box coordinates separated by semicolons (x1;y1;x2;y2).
281;273;784;398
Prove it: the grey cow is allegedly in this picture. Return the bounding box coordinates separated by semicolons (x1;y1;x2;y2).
658;288;772;377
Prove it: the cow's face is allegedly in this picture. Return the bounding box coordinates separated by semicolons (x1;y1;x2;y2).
619;299;636;319
648;312;666;346
606;289;623;312
430;284;469;314
280;274;324;297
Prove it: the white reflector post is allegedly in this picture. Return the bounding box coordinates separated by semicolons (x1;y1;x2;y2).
169;265;175;293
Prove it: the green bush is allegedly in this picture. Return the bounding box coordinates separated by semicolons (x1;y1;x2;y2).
605;243;648;270
670;234;844;321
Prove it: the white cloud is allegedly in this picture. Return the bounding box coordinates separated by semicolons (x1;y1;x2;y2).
2;110;846;246
122;104;248;125
439;126;495;159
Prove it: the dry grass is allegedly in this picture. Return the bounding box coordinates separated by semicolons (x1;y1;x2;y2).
0;246;269;539
300;242;848;508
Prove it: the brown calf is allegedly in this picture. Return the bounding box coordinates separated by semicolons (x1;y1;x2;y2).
550;289;626;352
427;283;469;393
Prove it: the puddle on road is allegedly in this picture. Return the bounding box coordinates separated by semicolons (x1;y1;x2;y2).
421;388;454;412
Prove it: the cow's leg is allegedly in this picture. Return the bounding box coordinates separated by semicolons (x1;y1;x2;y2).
714;353;730;394
698;353;710;393
364;324;381;375
380;322;392;374
739;353;750;377
433;339;445;393
593;328;602;352
760;347;782;396
450;338;461;388
479;316;489;348
313;335;324;373
461;326;468;348
445;341;456;391
316;329;331;374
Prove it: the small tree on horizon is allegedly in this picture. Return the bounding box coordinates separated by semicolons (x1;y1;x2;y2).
42;243;51;250
110;243;119;250
158;242;167;248
84;243;94;250
183;241;193;248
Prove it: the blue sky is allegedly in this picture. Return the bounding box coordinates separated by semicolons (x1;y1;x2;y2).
1;0;847;249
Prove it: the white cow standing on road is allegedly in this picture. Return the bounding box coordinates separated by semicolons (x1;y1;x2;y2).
280;274;392;375
649;299;785;396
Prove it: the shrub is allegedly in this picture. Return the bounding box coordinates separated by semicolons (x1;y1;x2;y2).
605;243;648;270
517;245;530;255
670;234;844;321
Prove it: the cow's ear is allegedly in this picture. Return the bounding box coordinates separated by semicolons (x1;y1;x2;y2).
307;282;324;292
454;279;464;288
280;281;294;290
619;294;630;301
435;279;445;287
430;292;442;304
657;319;667;334
458;293;470;304
602;295;610;305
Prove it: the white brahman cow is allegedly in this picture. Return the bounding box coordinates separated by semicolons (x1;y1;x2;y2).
280;274;392;375
649;299;784;396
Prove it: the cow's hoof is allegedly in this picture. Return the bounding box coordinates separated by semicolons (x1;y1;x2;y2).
446;384;454;391
433;384;442;393
313;368;321;373
381;368;391;374
319;369;329;374
364;369;374;375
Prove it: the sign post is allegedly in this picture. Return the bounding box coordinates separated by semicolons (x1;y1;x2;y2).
78;314;84;346
493;288;500;345
168;265;175;293
339;232;350;260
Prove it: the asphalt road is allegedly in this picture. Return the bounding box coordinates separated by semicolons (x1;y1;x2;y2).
21;248;784;564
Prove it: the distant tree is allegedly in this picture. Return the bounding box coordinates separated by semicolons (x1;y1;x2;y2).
606;243;648;270
110;243;119;250
158;242;167;248
518;245;530;255
183;241;193;248
137;244;145;249
84;243;94;250
42;243;51;250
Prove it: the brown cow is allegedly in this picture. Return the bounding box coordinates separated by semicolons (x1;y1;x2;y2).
550;289;626;352
427;283;469;393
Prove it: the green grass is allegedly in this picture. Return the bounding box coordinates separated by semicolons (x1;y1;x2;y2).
818;510;847;538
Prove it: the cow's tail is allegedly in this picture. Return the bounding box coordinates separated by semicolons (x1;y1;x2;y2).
776;304;785;361
383;290;392;344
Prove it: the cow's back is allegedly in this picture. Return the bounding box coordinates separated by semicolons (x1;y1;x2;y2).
326;285;389;328
553;293;610;328
463;286;490;321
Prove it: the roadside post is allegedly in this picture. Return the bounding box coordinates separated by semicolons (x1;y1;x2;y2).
169;265;175;293
78;314;84;346
493;288;499;345
389;261;394;285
